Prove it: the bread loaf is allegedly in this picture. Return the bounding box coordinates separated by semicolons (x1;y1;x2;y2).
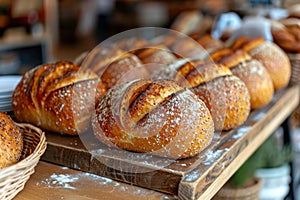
182;62;250;131
92;79;214;159
12;61;102;135
113;37;149;51
152;33;209;60
232;60;274;109
0;112;23;169
132;44;178;67
80;45;150;91
247;41;291;90
189;33;224;53
231;37;291;90
288;4;300;19
82;46;125;73
213;49;274;109
153;60;250;131
271;19;300;53
98;53;149;91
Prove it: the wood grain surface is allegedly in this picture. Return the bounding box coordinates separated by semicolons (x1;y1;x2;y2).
15;161;177;200
41;85;300;200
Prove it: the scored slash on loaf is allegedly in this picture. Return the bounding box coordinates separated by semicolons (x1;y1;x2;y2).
10;29;292;159
209;48;274;109
151;60;251;131
92;79;214;159
12;61;104;135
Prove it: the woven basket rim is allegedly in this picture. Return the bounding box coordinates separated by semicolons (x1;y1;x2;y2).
0;122;47;200
288;53;300;59
0;122;47;178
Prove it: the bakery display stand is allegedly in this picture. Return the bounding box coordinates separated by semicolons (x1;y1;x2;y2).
34;85;300;200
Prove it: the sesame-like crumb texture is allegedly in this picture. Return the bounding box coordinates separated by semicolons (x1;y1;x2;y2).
12;61;101;135
0;112;23;169
192;75;251;131
231;60;274;109
92;79;214;159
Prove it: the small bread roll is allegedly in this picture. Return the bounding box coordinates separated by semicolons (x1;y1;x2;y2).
0;112;23;169
92;79;214;159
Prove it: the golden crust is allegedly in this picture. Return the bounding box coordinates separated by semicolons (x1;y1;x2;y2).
218;50;252;68
231;60;274;109
12;61;102;135
184;62;232;87
0;112;23;169
230;36;249;51
272;19;300;53
81;47;125;73
132;45;177;68
100;53;149;90
92;79;214;159
247;41;291;90
192;75;251;131
208;48;233;63
241;37;265;52
190;33;224;52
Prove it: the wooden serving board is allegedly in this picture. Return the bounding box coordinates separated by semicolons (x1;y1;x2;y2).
41;85;300;200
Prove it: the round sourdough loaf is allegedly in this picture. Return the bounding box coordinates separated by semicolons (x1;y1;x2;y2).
179;62;250;131
216;49;274;109
231;37;291;90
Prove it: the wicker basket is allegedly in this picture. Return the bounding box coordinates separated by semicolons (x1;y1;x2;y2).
288;53;300;86
0;123;47;200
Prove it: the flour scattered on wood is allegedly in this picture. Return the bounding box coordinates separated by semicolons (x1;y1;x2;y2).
252;112;266;121
203;148;229;166
184;170;201;182
233;126;252;139
36;174;79;189
183;148;229;182
36;167;176;198
36;169;118;190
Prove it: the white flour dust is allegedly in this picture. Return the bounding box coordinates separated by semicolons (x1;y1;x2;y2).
36;173;79;190
36;167;118;190
233;126;252;139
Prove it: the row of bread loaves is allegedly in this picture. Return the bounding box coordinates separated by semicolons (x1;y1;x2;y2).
11;34;291;159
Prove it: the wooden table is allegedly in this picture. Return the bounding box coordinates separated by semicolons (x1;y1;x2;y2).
15;85;300;200
15;161;176;200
